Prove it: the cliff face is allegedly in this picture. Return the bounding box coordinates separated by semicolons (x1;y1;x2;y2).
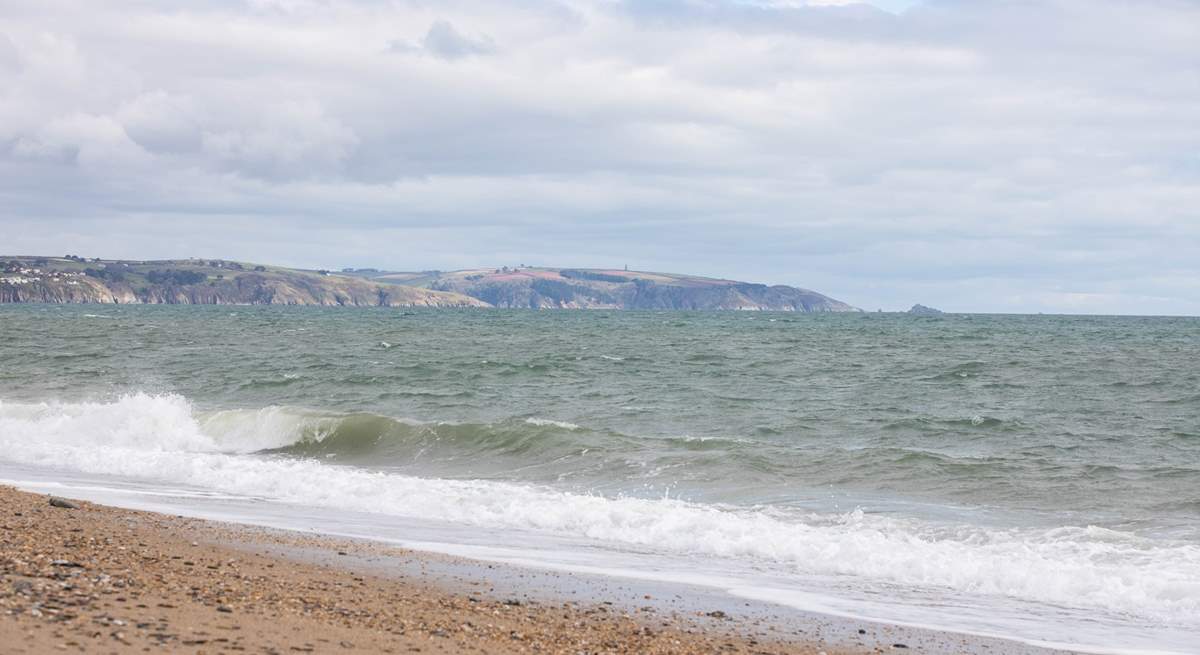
414;268;859;312
119;274;486;307
2;258;859;312
620;280;856;311
0;277;138;304
0;258;487;308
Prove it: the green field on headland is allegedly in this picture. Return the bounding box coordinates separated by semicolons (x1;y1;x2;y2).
1;256;858;311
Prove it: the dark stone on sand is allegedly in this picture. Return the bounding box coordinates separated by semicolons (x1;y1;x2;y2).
503;598;523;606
706;610;728;619
217;605;233;613
48;496;78;509
893;644;909;649
859;628;867;634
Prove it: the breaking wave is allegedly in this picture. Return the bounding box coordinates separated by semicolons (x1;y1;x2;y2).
1;392;1199;628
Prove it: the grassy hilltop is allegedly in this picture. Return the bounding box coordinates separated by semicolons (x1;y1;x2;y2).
0;256;485;307
345;265;859;312
1;257;857;311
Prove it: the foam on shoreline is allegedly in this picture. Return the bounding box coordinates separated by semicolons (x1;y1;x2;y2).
1;392;1198;652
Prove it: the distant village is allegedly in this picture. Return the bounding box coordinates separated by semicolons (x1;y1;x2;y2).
1;256;272;288
1;258;85;286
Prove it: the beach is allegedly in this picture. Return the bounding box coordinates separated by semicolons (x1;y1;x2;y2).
1;484;1082;655
4;0;1197;649
0;485;860;654
1;307;1194;654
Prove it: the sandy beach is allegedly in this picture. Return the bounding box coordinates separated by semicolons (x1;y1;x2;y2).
1;485;888;654
4;0;1198;649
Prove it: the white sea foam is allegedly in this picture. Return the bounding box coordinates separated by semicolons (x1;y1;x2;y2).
2;393;1199;629
198;406;341;452
524;417;582;430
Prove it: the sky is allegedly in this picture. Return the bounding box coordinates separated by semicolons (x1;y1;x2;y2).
1;0;1198;314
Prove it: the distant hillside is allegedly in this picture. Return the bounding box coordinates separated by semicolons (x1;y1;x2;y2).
347;266;860;312
1;257;859;312
0;257;486;307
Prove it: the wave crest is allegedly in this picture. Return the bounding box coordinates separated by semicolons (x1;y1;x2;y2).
2;394;1199;628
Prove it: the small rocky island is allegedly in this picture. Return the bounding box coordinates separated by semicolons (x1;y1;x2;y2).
907;304;945;315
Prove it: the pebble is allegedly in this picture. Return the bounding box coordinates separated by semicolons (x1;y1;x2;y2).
2;485;840;655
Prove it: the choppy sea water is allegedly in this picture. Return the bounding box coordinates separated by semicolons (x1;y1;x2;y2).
1;305;1197;653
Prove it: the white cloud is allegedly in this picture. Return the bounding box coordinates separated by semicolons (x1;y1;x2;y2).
0;0;1198;313
13;113;149;168
116;91;201;153
200;100;358;179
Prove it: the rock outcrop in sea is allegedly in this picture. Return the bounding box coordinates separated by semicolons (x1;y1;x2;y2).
907;304;944;315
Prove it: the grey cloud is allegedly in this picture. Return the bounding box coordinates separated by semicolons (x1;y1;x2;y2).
0;0;1198;314
391;19;497;60
0;32;19;72
422;19;496;59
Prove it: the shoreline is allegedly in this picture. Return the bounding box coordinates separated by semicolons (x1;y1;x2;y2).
0;484;1083;655
0;484;874;654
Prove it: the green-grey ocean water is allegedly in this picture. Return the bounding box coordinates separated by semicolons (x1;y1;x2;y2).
2;305;1200;652
2;305;1198;535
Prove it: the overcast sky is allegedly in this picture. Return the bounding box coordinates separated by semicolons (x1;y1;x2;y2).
2;0;1198;314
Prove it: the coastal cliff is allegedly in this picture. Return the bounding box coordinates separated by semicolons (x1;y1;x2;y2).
0;257;487;307
358;267;860;312
2;257;859;312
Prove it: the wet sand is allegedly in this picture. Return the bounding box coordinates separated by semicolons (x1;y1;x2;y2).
1;485;1075;654
0;485;868;654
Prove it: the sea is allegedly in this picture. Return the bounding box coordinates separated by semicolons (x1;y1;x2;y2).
1;305;1197;653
